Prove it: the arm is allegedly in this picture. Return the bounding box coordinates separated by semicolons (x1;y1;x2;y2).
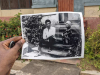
47;27;56;39
43;29;46;39
0;36;25;75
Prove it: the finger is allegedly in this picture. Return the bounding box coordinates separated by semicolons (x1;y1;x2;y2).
3;36;22;47
2;43;10;50
11;39;25;53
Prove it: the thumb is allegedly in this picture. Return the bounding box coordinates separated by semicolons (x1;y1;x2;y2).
11;39;25;52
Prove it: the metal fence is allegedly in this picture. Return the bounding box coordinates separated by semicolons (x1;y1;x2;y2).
1;0;32;9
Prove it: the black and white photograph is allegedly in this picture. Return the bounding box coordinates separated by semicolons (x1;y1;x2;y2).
21;12;84;60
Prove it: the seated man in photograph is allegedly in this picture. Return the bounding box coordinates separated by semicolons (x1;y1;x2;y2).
63;21;72;45
63;21;81;56
39;19;56;52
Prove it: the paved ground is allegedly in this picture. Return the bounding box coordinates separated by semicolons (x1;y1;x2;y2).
10;60;100;75
12;60;30;70
81;70;100;75
15;60;80;75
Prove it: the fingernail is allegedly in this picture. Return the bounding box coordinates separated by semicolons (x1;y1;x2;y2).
21;39;25;44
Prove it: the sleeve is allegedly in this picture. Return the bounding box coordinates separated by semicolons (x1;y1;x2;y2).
43;29;46;39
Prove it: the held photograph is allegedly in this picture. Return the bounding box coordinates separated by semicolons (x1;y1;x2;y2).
21;12;84;60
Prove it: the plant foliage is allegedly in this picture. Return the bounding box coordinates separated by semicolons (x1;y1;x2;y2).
0;13;22;41
85;25;100;69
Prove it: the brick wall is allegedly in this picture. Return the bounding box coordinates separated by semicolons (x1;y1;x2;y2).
0;17;13;21
84;17;100;30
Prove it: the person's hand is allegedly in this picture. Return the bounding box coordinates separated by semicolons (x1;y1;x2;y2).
0;36;25;75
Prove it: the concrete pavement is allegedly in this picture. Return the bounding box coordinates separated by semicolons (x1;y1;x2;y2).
15;60;80;75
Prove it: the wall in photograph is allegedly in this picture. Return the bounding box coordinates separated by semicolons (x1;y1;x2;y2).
41;14;59;26
68;13;80;20
59;13;81;25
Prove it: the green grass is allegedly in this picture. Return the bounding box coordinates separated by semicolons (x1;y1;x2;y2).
77;54;100;71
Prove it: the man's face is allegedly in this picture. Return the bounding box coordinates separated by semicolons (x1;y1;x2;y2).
46;22;51;28
66;23;69;28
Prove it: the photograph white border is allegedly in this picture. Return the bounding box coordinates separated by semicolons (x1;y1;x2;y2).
20;12;85;60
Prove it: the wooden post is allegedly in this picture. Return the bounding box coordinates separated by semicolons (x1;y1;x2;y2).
18;0;20;9
8;0;10;9
0;0;1;17
0;0;1;10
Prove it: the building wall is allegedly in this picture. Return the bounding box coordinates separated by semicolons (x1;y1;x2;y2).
84;6;100;30
84;6;100;17
0;8;56;17
33;8;56;14
84;17;100;30
74;0;100;15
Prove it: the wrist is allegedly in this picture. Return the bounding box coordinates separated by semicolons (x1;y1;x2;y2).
0;63;10;75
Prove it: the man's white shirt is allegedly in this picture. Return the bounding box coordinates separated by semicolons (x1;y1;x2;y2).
43;27;56;39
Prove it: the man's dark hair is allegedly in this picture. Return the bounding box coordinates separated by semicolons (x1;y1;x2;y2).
45;19;51;24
